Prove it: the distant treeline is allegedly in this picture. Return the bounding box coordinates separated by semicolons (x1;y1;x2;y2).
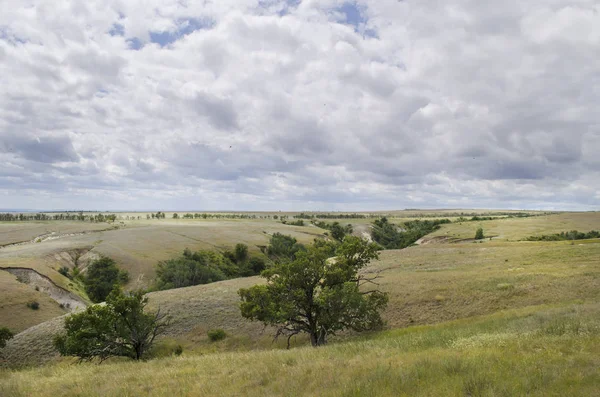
167;213;286;220
371;218;451;250
1;210;555;223
526;230;600;241
0;212;117;222
293;213;374;219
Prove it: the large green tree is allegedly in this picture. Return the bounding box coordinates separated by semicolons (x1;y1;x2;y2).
54;288;168;362
239;236;388;347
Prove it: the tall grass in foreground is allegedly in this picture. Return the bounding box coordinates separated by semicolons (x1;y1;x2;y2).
1;302;599;397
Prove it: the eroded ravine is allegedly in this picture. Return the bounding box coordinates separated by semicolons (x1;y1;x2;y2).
1;267;87;312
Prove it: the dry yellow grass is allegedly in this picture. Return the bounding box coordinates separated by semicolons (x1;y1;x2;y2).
1;303;599;396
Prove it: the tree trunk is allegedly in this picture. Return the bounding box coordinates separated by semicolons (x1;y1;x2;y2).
309;329;327;347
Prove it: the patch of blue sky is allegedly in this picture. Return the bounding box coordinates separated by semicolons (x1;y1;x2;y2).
149;17;213;47
126;37;143;50
335;2;378;39
0;26;28;45
109;23;125;37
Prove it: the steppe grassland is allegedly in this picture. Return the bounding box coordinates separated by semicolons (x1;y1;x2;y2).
2;212;599;371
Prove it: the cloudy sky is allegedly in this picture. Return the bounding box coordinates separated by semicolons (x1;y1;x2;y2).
1;0;599;211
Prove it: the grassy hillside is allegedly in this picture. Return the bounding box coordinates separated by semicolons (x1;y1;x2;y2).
427;212;600;242
1;211;599;394
2;302;598;396
2;232;599;368
0;219;326;332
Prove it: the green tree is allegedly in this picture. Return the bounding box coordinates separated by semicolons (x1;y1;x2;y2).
84;257;129;303
155;251;228;290
234;243;249;263
54;288;168;362
329;222;346;241
266;233;305;262
475;227;485;240
239;236;388;347
0;327;13;348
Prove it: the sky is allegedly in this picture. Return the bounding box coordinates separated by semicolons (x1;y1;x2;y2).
1;0;599;211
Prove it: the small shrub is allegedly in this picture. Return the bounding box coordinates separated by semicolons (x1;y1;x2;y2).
27;301;40;310
475;227;485;240
58;266;70;278
35;286;40;291
174;345;183;356
207;329;227;342
0;327;14;348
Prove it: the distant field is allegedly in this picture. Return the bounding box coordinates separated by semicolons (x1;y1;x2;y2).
427;212;600;241
0;222;111;247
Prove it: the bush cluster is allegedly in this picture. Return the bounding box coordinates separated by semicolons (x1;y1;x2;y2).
371;217;451;250
313;221;353;241
207;329;227;342
154;244;266;291
526;230;600;241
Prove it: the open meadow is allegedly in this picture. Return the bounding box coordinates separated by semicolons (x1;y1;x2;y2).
1;211;599;396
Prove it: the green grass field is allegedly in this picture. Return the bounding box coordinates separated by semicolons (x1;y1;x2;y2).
1;211;599;395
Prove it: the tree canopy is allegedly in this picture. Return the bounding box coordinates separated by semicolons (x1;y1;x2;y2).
266;232;305;262
84;257;129;303
239;236;388;347
54;288;168;362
